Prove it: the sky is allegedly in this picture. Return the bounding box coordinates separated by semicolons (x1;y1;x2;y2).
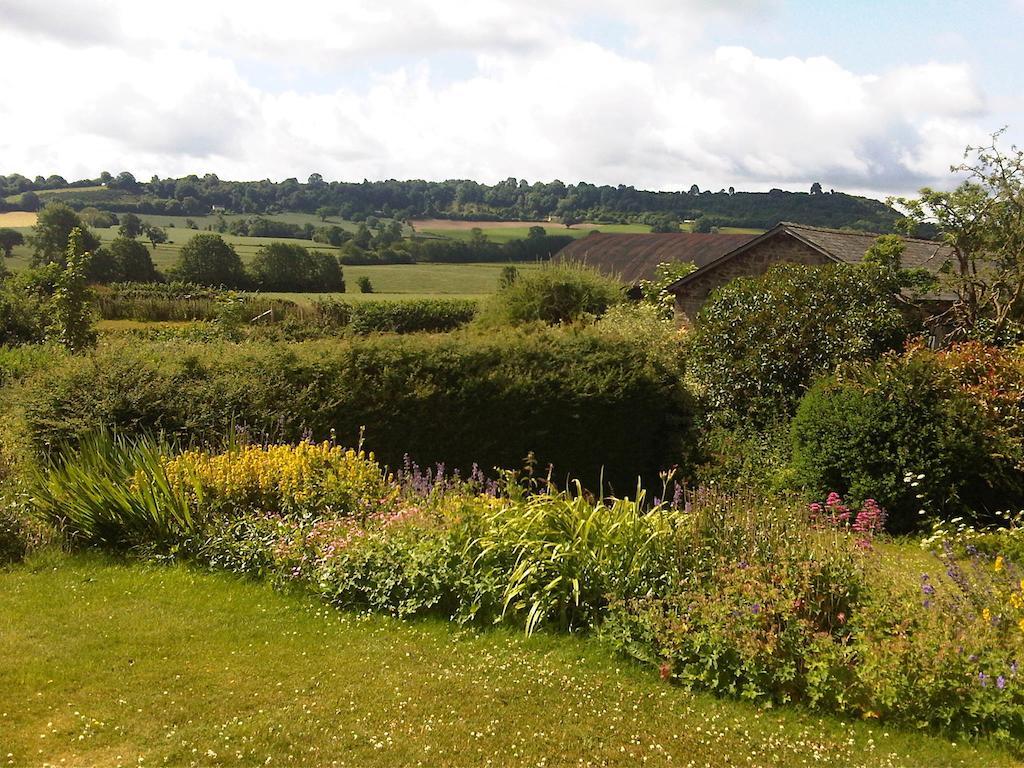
0;0;1021;199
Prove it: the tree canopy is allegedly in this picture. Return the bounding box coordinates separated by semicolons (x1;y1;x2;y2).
29;202;100;267
171;234;247;288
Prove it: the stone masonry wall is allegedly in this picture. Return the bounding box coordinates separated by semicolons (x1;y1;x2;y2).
674;235;830;324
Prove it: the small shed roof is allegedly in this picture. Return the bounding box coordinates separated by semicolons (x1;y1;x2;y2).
556;232;758;284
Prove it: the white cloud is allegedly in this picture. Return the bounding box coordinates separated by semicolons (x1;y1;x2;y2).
0;0;998;196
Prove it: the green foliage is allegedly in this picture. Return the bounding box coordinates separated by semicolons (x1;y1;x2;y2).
11;332;696;493
312;298;478;334
248;242;344;292
49;228;97;352
107;236;159;282
478;261;624;326
357;275;373;293
29;432;195;551
791;345;1024;532
0;227;24;257
687;263;914;423
637;261;698;318
29;201;100;267
171;233;247;288
118;212;144;239
0;276;47;347
892;130;1024;343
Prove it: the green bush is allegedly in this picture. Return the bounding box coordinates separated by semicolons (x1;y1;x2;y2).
792;346;1024;532
687;263;915;424
248;242;345;292
478;261;624;326
0;279;46;346
346;299;478;334
10;332;696;493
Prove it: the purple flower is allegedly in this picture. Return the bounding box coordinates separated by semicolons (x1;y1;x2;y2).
1012;661;1019;676
997;676;1006;690
979;672;988;687
922;584;935;595
751;603;761;614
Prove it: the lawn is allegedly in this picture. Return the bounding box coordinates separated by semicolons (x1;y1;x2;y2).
0;553;1012;768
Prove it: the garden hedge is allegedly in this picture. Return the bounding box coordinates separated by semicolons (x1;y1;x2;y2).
8;330;696;493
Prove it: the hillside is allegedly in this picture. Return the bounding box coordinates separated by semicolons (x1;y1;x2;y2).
0;172;903;233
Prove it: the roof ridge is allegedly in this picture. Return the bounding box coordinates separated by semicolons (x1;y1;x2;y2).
778;221;941;245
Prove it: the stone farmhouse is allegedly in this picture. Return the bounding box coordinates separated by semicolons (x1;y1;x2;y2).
664;222;954;324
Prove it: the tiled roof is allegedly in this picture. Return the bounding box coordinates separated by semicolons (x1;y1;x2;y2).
780;222;954;271
556;232;758;283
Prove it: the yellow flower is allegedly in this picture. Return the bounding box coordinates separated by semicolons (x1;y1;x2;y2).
995;556;1005;572
983;608;992;623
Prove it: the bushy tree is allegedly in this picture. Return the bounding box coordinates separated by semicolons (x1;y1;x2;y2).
478;262;624;326
687;263;916;423
108;237;159;282
172;234;247;288
118;212;145;239
29;202;99;267
0;228;24;257
145;225;167;249
893;130;1024;343
357;276;373;293
248;242;344;292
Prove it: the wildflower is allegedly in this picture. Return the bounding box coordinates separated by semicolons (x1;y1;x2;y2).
995;556;1005;572
922;584;935;596
983;608;992;623
751;603;761;614
979;672;988;687
659;662;672;681
998;676;1007;690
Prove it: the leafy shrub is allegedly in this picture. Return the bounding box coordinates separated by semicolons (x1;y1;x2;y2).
0;278;46;346
792;345;1024;532
356;276;373;293
162;441;395;522
11;332;696;493
348;299;477;334
478;261;624;326
686;263;915;423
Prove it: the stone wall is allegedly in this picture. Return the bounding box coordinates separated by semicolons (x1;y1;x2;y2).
673;234;830;324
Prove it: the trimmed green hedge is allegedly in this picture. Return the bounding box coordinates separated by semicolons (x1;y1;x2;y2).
314;298;478;334
9;331;695;493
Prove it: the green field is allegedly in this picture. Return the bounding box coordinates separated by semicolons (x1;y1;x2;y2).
0;553;1009;768
417;222;652;243
1;212;763;287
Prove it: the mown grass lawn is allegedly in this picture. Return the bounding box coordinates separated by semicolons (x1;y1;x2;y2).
1;553;1017;768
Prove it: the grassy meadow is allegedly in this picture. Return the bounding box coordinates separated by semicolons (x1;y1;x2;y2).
0;552;1012;768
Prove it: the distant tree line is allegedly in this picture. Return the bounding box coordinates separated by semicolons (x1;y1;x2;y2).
0;170;904;232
